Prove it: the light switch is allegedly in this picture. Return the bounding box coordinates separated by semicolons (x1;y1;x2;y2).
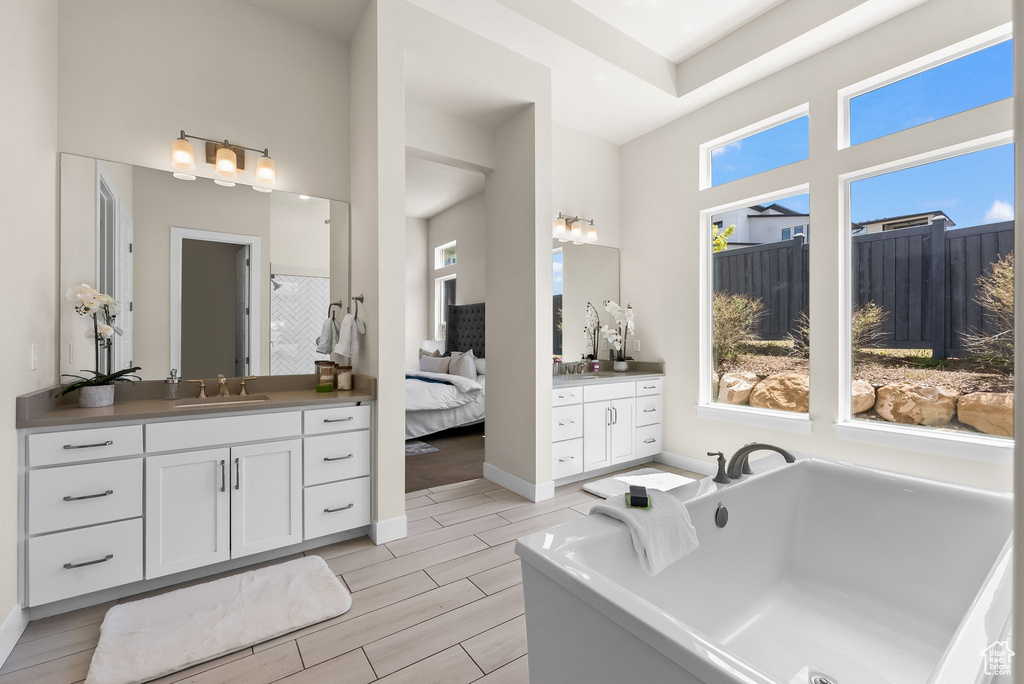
633;339;640;352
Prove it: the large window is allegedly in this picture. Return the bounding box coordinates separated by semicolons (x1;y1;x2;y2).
710;192;810;414
848;144;1014;438
709;114;809;187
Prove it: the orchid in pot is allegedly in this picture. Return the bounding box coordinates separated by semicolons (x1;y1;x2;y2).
583;302;601;362
60;284;140;407
601;300;635;371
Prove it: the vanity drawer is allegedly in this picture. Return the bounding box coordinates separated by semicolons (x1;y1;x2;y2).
636;378;663;396
29;459;142;535
304;405;371;435
552;387;582;407
146;412;301;453
583;382;634;403
304;432;371;486
637;424;663;458
552;405;583;442
636;395;663;427
552;439;583;480
29;426;143;467
304;477;371;540
28;518;143;606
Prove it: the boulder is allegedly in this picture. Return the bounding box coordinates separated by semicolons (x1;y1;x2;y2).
957;392;1013;437
749;373;809;413
851;380;876;414
875;383;959;426
718;371;759;405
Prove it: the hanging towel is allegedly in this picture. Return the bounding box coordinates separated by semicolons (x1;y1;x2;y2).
334;312;365;357
590;490;699;575
316;317;341;354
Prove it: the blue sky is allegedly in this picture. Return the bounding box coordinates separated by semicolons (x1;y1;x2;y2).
553;250;563;296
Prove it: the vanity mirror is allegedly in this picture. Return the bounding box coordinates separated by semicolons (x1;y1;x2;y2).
60;153;351;381
553;241;620;360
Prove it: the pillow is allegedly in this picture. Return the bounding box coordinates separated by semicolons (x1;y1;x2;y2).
419;355;450;374
418;347;441;359
449;349;477;380
474;357;486;375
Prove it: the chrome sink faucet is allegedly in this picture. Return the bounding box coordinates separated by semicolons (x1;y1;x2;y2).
726;443;796;480
217;374;230;397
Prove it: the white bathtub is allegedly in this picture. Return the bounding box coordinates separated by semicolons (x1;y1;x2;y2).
516;459;1012;684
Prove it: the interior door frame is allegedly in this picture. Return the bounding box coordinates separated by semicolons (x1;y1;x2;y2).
170;227;261;377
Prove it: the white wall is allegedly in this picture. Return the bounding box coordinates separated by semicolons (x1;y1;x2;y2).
620;0;1012;491
427;192;486;339
0;0;58;646
553;122;620;248
405;217;430;367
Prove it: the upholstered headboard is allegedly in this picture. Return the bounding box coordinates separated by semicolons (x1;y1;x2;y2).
445;303;485;358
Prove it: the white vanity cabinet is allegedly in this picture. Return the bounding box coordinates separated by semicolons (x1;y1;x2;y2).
230;439;303;558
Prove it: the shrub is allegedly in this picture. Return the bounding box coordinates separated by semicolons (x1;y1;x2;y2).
964;252;1014;361
712;292;764;369
785;301;887;359
787;310;810;358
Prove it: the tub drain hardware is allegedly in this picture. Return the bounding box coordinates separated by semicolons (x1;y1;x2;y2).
810;674;838;684
715;503;728;528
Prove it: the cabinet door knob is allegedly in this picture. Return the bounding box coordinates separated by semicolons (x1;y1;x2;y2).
63;490;113;502
324;503;354;513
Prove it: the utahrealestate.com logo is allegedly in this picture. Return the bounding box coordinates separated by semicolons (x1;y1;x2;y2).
981;640;1014;677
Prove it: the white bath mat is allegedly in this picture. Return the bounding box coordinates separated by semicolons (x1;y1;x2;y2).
583;468;696;499
85;555;351;684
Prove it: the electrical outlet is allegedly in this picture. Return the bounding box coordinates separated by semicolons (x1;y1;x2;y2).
633;339;640;352
600;340;608;351
68;342;74;365
30;343;38;371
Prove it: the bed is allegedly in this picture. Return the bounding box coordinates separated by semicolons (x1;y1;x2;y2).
405;303;486;439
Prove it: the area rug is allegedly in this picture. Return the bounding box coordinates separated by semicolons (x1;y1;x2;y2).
85;555;351;684
405;440;440;456
583;468;696;499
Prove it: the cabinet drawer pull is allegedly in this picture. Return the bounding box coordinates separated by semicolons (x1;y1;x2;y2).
643;385;656;389
557;456;574;462
324;454;354;462
323;417;354;423
220;460;226;493
63;440;113;450
62;490;113;502
644;438;657;444
324;503;354;513
643;408;656;413
63;554;113;569
234;458;240;490
557;420;575;426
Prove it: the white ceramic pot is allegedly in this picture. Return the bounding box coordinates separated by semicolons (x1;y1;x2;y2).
78;384;115;408
613;360;629;372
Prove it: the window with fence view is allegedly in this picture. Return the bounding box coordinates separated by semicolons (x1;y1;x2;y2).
711;192;810;413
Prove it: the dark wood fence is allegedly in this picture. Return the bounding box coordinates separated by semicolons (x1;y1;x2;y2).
712;219;1014;359
553;294;563;355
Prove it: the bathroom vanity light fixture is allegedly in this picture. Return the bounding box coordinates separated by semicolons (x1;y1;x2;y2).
554;212;597;244
170;130;276;191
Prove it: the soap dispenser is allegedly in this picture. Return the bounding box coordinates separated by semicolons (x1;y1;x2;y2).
165;369;181;400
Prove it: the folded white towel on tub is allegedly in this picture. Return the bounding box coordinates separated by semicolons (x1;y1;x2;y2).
590;490;699;576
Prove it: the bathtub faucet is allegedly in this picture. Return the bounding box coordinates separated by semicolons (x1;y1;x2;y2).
726;443;796;480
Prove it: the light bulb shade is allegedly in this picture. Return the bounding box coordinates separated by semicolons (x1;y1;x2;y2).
554;217;567;235
171;138;195;171
252;185;272;193
215;146;238;178
213;179;236;187
255;155;276;185
570;220;583;238
586;222;598;242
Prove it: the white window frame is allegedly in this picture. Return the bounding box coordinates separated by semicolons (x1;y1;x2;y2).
837;23;1012;150
699;103;809;191
434;273;456;342
434;240;457;269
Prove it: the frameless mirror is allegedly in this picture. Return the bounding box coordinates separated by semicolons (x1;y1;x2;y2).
553;240;620;360
60;153;351;381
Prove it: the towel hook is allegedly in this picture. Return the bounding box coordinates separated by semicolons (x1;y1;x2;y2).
349;293;364;314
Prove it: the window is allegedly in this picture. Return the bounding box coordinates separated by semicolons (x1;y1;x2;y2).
708;113;809;187
434;275;456;341
710;192;810;414
848;144;1013;438
848;40;1012;146
435;240;457;269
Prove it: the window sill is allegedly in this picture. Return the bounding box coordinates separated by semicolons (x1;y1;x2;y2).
696;404;813;434
834;420;1011;463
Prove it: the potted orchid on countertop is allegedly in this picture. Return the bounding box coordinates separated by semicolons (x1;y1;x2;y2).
601;300;635;371
60;284;140;408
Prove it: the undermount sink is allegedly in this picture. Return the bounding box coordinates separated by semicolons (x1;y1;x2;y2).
172;394;270;408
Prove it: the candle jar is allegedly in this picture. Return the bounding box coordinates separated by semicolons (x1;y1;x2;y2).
335;365;353;391
315;360;335;392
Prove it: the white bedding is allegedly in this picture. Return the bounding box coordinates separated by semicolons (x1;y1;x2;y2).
406;372;485;439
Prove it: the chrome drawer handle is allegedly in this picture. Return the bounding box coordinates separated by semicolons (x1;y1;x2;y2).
324;503;354;513
644;438;656;444
64;554;113;569
643;408;656;413
63;440;113;450
323;417;354;423
557;457;574;462
63;490;113;502
557;420;575;426
220;460;226;493
643;385;656;390
324;454;354;462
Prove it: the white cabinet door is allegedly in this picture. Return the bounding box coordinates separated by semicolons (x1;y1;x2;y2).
230;439;302;559
583;402;611;471
609;398;635;464
146;448;230;579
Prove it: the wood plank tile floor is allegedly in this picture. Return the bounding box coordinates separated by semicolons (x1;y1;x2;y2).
1;463;700;684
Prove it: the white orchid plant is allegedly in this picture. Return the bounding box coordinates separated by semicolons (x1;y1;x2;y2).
59;284;140;396
583;302;601;359
600;300;635;362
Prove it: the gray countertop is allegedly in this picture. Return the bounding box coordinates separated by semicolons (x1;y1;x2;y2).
552;369;664;389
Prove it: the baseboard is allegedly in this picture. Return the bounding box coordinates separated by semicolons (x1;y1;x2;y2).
483;463;554;502
371;515;408;544
656;451;717;477
0;604;28;669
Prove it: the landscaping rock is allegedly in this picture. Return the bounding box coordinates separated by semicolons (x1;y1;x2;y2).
718;371;759;405
851;380;876;414
957;392;1013;437
712;371;720;401
875;383;959;426
749;373;809;413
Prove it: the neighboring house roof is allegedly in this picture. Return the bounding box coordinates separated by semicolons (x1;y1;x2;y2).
749;202;804;216
857;210;955;227
748;212;809;218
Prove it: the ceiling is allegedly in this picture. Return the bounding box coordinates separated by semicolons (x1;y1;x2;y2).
569;0;784;63
404;56;530;130
405;155;486;220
